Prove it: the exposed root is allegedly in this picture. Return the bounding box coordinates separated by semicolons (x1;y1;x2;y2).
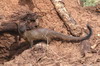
50;0;83;37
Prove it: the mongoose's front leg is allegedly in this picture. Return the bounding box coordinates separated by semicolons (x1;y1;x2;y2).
29;40;33;48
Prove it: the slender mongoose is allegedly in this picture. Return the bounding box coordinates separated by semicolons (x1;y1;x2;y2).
17;23;92;47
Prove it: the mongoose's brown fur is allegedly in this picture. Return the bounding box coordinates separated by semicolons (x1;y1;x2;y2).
17;23;92;47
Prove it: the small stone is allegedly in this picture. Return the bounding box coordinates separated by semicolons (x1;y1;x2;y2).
97;34;100;36
96;59;100;62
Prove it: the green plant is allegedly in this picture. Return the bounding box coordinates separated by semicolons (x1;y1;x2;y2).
81;0;100;7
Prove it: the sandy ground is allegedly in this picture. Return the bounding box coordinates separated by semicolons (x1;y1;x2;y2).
0;0;100;66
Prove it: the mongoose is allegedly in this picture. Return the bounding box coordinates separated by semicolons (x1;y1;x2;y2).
17;23;92;47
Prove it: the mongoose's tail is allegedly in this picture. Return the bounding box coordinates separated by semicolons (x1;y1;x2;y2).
51;24;92;42
76;24;92;41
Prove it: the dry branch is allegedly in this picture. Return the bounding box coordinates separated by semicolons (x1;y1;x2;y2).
51;0;83;37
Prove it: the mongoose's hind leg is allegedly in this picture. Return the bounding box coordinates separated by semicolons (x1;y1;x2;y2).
46;38;51;46
44;30;51;51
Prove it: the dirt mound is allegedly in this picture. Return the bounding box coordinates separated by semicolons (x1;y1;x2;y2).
0;0;100;65
85;4;100;14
